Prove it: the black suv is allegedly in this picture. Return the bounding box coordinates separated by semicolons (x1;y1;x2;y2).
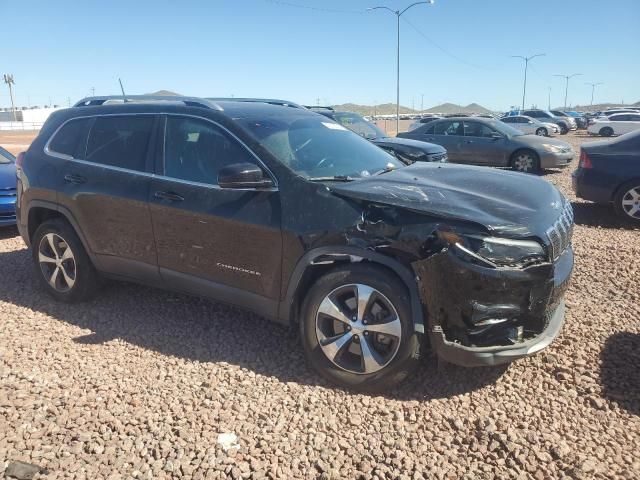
16;96;574;391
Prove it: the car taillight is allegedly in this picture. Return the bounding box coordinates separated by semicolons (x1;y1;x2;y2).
16;152;25;169
579;149;593;169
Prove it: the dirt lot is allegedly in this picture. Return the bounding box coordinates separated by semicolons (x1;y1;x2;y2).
1;132;639;479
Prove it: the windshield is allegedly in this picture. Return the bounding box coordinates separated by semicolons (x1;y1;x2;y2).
332;112;387;140
488;119;524;137
0;146;15;164
238;115;403;180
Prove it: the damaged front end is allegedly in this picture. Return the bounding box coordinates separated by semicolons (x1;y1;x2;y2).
348;201;573;367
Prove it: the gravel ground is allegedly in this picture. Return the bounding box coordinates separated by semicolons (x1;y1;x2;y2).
1;131;639;479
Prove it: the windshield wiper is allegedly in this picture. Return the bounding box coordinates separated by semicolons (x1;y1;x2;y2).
308;175;355;182
373;166;398;176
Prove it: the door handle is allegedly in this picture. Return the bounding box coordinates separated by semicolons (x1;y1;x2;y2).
154;191;184;202
465;140;474;144
64;174;87;184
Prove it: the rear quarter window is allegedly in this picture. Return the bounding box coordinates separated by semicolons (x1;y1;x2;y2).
47;118;92;158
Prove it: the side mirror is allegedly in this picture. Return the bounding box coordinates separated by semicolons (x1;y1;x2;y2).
218;163;274;189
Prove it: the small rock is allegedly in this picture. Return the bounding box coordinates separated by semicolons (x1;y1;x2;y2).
5;461;48;480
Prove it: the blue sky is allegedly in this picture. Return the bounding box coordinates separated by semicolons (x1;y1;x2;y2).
1;0;638;110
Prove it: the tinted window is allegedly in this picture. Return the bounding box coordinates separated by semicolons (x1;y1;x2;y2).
421;124;435;134
86;116;154;171
434;121;463;135
611;115;629;121
464;121;495;138
164;116;259;185
48;118;91;158
0;146;15;164
501;117;515;123
629;115;640;121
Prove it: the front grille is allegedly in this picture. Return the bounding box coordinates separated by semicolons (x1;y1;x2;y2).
546;201;574;261
0;188;16;197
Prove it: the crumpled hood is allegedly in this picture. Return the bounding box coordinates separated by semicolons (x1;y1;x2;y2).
330;163;566;239
372;136;446;154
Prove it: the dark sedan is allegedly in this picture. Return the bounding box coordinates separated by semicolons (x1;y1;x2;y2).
572;130;640;224
0;146;17;226
398;117;574;173
309;108;448;163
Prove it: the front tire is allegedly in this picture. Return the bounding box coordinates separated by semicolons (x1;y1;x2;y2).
31;218;99;302
300;264;420;392
535;127;548;136
600;127;614;137
559;123;569;135
614;180;640;224
511;149;541;174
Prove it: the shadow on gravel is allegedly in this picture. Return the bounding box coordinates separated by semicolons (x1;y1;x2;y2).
600;332;640;415
0;247;506;401
0;225;19;240
571;202;639;230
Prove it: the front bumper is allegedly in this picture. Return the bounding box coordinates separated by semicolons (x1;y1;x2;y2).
540;151;574;169
415;245;573;367
0;197;16;226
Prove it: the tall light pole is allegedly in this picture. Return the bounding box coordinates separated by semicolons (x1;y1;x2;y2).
547;86;552;110
511;54;545;111
421;93;424;112
368;1;434;134
554;73;582;109
3;74;17;121
585;82;603;106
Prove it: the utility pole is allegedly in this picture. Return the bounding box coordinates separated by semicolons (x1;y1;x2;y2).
3;74;17;121
554;73;582;109
511;54;546;111
421;93;424;112
91;87;95;96
585;82;603;106
368;1;435;134
547;87;551;110
67;97;71;107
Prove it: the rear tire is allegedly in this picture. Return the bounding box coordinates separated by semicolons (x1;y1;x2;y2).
613;180;640;225
511;149;541;174
600;127;614;137
31;218;99;302
559;123;569;135
300;263;420;392
535;127;548;136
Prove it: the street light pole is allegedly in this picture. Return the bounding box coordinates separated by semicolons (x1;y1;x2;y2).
3;74;17;121
585;82;603;106
547;87;551;110
511;54;545;111
554;73;582;109
368;1;434;135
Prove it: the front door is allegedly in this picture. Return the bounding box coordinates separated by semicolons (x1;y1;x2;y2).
459;121;504;166
425;120;464;163
149;115;282;314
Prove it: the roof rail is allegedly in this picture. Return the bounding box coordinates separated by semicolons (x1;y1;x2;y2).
207;97;304;109
73;95;224;111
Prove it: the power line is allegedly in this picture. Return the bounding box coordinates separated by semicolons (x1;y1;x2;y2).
263;0;364;14
402;17;494;70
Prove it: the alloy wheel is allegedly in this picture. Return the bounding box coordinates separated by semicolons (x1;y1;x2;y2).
513;153;534;172
315;284;402;375
621;186;640;220
38;233;76;292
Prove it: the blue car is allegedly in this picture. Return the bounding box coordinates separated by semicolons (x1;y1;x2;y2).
0;146;17;226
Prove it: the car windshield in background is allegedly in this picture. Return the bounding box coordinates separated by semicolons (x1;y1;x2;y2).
0;146;16;164
490;120;525;137
238;115;403;180
332;112;387;140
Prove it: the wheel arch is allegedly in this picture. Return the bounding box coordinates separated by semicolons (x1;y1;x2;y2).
280;246;425;334
612;177;640;202
25;200;97;265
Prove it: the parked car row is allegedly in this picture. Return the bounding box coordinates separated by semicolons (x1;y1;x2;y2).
500;115;560;136
587;112;640;137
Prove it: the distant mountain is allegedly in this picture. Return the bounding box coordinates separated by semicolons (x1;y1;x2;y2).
424;102;493;114
147;90;181;96
558;101;640;112
331;103;416;116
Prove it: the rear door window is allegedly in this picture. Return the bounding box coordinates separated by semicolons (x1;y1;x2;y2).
434;121;463;135
464;121;495;138
86;115;155;171
48;118;92;158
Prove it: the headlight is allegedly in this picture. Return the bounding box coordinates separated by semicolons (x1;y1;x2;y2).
542;144;564;153
437;231;546;268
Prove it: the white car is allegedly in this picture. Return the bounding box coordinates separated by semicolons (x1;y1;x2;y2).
500;115;559;136
588;112;640;136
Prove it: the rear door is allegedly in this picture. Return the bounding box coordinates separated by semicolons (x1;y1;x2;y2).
53;114;161;284
423;121;463;162
149;114;282;313
460;121;504;165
